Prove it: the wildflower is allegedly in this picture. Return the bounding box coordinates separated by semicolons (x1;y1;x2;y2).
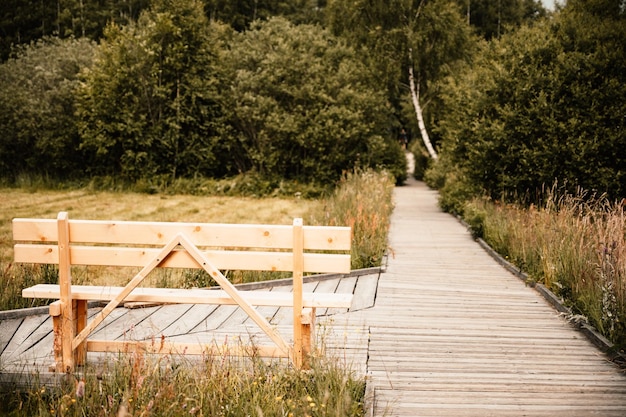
75;379;85;398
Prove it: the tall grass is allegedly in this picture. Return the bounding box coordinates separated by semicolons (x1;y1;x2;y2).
464;189;626;348
310;169;395;270
1;350;366;416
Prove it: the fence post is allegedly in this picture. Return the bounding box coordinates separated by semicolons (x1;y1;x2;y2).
292;218;305;369
57;212;75;373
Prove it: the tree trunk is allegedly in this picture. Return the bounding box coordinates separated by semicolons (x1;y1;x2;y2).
408;62;438;160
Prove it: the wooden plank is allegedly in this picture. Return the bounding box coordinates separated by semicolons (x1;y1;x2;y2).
325;276;357;315
244;286;291;327
0;318;22;355
14;245;351;273
270;281;320;327
88;307;134;340
292;218;305;368
13;218;350;250
94;305;161;342
311;278;340;316
163;304;232;336
122;304;193;340
349;274;378;311
22;284;353;308
56;212;74;372
1;314;50;361
85;339;288;359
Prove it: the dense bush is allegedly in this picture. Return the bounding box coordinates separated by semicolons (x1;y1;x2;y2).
0;37;96;181
0;1;407;188
221;17;403;185
434;1;626;205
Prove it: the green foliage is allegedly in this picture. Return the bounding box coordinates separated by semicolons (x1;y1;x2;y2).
205;0;326;30
76;0;230;182
409;141;430;181
452;0;547;40
222;17;400;185
0;263;58;310
327;0;475;158
435;3;626;204
0;0;149;61
0;37;96;182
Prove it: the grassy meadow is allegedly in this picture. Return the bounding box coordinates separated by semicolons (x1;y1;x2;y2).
0;170;395;417
1;170;395;310
0;188;319;308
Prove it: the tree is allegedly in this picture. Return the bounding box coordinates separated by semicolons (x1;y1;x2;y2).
326;0;474;160
204;0;326;30
436;1;626;201
221;17;403;184
77;0;229;182
0;37;96;181
0;0;149;61
454;0;547;40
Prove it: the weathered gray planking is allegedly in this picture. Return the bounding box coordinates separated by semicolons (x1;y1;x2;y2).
0;271;371;381
0;318;22;355
363;178;626;417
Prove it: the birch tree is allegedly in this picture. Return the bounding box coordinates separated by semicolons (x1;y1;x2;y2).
326;0;473;160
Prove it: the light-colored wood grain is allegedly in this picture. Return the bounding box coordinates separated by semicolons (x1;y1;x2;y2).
13;219;350;250
16;213;353;370
14;245;351;273
22;284;353;308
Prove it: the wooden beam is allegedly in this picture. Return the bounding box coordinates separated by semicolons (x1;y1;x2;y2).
14;245;351;273
22;284;354;308
13;218;351;250
292;218;305;369
86;339;288;359
57;212;74;373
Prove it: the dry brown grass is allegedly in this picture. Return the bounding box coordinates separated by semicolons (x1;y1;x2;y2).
465;191;626;348
1;188;318;263
1;189;320;296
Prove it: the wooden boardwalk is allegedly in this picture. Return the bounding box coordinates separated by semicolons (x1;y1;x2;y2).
363;178;626;416
2;176;626;416
0;272;375;382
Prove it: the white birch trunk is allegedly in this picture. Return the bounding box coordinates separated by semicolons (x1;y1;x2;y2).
408;64;438;160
